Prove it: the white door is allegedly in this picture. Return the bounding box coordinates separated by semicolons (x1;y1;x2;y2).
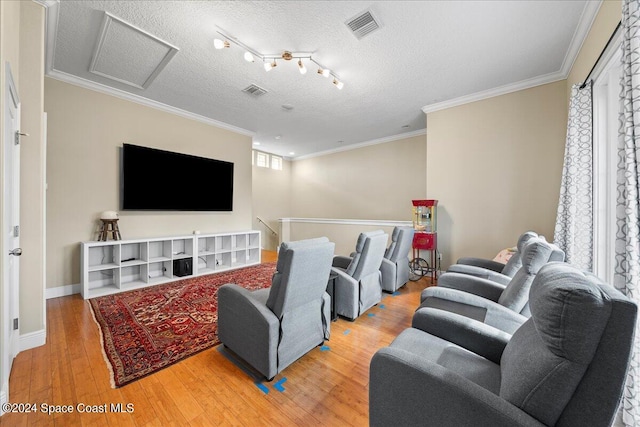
2;63;21;392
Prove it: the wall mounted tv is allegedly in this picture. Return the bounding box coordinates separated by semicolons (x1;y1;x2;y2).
122;143;234;211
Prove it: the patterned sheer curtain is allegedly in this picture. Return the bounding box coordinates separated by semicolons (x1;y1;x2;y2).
553;83;593;271
618;1;640;425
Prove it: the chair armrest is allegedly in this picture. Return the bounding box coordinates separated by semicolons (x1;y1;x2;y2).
379;258;397;292
436;272;506;302
370;347;546;427
217;284;280;378
412;308;511;364
456;257;506;273
446;264;512;286
332;255;352;270
420;287;529;334
331;266;359;319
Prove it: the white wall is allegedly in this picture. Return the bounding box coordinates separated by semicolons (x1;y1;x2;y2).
425;80;568;267
284;134;426;254
45;78;253;289
252;153;291;251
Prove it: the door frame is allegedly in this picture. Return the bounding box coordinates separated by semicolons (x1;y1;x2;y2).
1;61;20;412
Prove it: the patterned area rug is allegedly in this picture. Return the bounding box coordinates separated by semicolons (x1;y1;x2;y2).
89;262;276;388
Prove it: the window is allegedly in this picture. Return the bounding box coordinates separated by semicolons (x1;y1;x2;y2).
271;155;283;170
255;151;269;168
252;150;283;171
592;36;622;284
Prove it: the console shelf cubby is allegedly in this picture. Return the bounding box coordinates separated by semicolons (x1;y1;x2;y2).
81;230;261;299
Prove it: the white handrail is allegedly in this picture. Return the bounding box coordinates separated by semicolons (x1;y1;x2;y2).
257;217;277;236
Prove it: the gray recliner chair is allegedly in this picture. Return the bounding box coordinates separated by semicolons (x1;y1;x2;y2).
417;237;565;333
218;237;334;380
447;231;539;285
331;230;388;320
370;262;637;427
380;226;415;293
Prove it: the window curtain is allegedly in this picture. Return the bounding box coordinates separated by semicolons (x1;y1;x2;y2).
618;1;640;426
553;83;593;271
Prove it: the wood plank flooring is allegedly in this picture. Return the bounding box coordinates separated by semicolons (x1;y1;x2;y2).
1;251;434;426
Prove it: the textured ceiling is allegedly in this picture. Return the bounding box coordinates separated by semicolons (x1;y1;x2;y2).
48;0;595;158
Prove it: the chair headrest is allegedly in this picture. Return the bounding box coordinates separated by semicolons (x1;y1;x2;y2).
277;237;329;272
516;231;539;252
529;263;613;364
354;230;385;253
519;237;565;275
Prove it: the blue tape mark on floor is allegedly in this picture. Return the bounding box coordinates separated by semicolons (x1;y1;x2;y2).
367;313;376;317
392;291;400;296
256;382;270;394
274;377;287;392
343;329;351;335
320;345;331;351
379;304;386;309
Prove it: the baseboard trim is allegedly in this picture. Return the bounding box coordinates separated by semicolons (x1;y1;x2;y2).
46;283;80;299
20;329;46;352
0;389;7;416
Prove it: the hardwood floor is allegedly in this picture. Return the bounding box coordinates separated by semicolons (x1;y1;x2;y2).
1;251;435;426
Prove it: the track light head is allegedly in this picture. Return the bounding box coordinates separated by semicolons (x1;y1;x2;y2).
333;78;344;90
244;51;254;62
317;68;331;77
264;59;277;72
214;38;230;49
298;59;307;75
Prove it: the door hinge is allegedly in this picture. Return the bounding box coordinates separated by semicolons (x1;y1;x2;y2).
13;318;18;330
14;131;28;145
13;225;19;237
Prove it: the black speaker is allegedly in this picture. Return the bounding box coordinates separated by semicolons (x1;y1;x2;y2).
173;258;192;277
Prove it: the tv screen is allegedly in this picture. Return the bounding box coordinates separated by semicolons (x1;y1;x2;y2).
122;143;234;211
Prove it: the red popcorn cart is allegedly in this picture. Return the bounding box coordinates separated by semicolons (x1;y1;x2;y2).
410;200;438;282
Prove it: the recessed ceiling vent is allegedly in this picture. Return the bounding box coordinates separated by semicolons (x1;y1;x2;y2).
242;84;268;97
345;9;381;40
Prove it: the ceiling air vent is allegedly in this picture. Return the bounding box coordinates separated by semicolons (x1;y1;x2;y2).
242;84;268;97
345;9;381;40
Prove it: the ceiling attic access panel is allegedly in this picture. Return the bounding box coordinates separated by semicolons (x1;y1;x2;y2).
89;12;179;89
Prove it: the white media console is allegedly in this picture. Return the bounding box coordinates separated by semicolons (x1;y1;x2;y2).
80;230;261;299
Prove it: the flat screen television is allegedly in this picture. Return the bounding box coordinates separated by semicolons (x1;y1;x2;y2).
122;143;234;211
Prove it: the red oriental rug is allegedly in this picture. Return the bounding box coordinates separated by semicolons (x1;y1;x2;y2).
89;262;276;388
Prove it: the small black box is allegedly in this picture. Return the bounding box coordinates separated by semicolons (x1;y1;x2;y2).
173;258;192;277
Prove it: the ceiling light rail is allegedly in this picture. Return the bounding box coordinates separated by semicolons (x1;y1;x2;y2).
213;28;344;90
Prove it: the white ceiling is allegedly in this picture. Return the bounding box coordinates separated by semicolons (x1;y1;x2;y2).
45;0;599;159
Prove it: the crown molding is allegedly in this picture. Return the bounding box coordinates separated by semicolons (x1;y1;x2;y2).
292;128;426;161
32;0;58;7
422;0;603;115
45;70;255;137
38;0;59;74
41;0;254;137
421;71;566;114
559;0;602;77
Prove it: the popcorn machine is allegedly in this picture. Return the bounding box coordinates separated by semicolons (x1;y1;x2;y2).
410;200;438;281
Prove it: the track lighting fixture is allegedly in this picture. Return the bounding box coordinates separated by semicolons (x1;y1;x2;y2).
214;27;343;90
